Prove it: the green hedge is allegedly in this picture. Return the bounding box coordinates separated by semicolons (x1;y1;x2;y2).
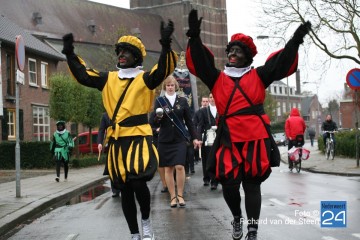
0;141;54;169
71;155;106;168
318;131;358;158
0;141;105;169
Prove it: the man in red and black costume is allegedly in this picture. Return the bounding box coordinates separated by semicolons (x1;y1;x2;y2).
185;9;311;240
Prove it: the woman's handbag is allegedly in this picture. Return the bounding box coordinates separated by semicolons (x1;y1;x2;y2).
205;126;217;146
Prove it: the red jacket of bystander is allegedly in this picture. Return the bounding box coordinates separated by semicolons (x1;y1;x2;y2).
285;108;306;140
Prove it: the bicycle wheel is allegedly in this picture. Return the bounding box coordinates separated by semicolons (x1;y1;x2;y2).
296;149;302;173
330;142;335;160
295;160;301;173
326;141;330;160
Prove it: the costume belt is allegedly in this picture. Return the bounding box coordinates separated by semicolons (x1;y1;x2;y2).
106;113;149;141
217;104;265;148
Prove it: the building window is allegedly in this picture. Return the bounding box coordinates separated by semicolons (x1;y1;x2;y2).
6;53;15;97
29;58;38;86
33;106;51;141
7;109;16;140
277;102;281;116
274;86;277;94
279;87;283;94
282;102;286;113
290;88;293;95
41;62;48;88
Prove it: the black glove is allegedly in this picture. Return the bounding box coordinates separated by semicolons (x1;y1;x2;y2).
186;9;202;38
62;33;74;55
292;21;311;44
159;20;174;48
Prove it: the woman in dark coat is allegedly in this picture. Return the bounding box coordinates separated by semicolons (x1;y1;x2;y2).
153;75;200;208
186;9;311;240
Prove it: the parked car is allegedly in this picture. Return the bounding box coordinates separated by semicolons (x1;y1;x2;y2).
273;132;288;146
74;131;99;154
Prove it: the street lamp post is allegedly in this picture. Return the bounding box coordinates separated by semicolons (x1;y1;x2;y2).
257;35;290;113
303;81;321;137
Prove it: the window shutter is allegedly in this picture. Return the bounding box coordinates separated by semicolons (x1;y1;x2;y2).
2;109;8;140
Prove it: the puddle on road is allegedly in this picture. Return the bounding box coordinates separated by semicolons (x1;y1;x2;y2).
65;180;111;205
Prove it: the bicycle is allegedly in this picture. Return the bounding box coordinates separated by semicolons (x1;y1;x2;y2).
324;131;336;160
288;135;304;173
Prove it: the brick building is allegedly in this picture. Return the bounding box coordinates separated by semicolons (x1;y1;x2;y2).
0;15;64;142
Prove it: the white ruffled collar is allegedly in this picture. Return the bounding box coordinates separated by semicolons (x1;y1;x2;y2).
118;66;144;79
56;129;66;134
224;66;252;78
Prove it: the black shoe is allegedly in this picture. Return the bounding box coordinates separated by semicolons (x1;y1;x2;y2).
191;170;195;174
245;231;257;240
210;184;218;190
55;177;59;182
203;181;210;186
161;187;168;193
112;193;120;198
231;218;243;240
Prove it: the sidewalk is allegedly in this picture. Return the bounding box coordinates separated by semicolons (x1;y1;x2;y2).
279;141;360;176
1;145;360;238
0;165;108;238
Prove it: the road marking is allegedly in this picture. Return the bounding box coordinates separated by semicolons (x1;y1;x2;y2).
65;234;79;240
269;198;286;206
277;214;297;223
322;237;338;240
353;233;360;238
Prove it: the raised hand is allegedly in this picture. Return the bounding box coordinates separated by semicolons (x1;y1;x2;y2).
62;33;74;55
293;21;312;44
186;9;202;38
159;20;174;48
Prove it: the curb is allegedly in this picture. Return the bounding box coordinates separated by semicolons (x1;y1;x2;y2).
0;176;108;239
279;153;360;177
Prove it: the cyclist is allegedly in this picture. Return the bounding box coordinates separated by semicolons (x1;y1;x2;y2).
321;114;338;149
285;108;306;171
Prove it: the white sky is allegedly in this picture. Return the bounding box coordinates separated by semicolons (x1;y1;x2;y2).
88;0;355;105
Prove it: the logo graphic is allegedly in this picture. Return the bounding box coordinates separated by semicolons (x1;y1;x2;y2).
320;201;346;228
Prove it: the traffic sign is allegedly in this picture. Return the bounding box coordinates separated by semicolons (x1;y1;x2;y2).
346;68;360;90
16;69;25;85
15;35;25;71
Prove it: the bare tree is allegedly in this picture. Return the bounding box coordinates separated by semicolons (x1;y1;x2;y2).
259;0;360;65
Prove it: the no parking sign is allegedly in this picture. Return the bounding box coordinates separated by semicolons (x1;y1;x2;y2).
346;68;360;90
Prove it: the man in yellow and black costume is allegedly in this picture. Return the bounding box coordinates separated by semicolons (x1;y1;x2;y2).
62;20;177;240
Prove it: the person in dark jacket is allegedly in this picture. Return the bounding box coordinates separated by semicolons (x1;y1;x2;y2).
97;112;121;197
193;96;209;165
185;9;311;240
308;127;316;147
321;114;338;148
197;93;219;189
149;111;168;193
285;108;306;170
152;75;201;208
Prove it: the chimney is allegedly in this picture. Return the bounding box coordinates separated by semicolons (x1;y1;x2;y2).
32;12;42;25
295;69;301;94
87;20;96;34
131;28;141;38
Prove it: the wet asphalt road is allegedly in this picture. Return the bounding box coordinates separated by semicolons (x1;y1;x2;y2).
7;146;360;240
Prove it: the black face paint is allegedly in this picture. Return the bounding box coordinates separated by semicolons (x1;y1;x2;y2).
117;48;136;68
227;45;248;68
